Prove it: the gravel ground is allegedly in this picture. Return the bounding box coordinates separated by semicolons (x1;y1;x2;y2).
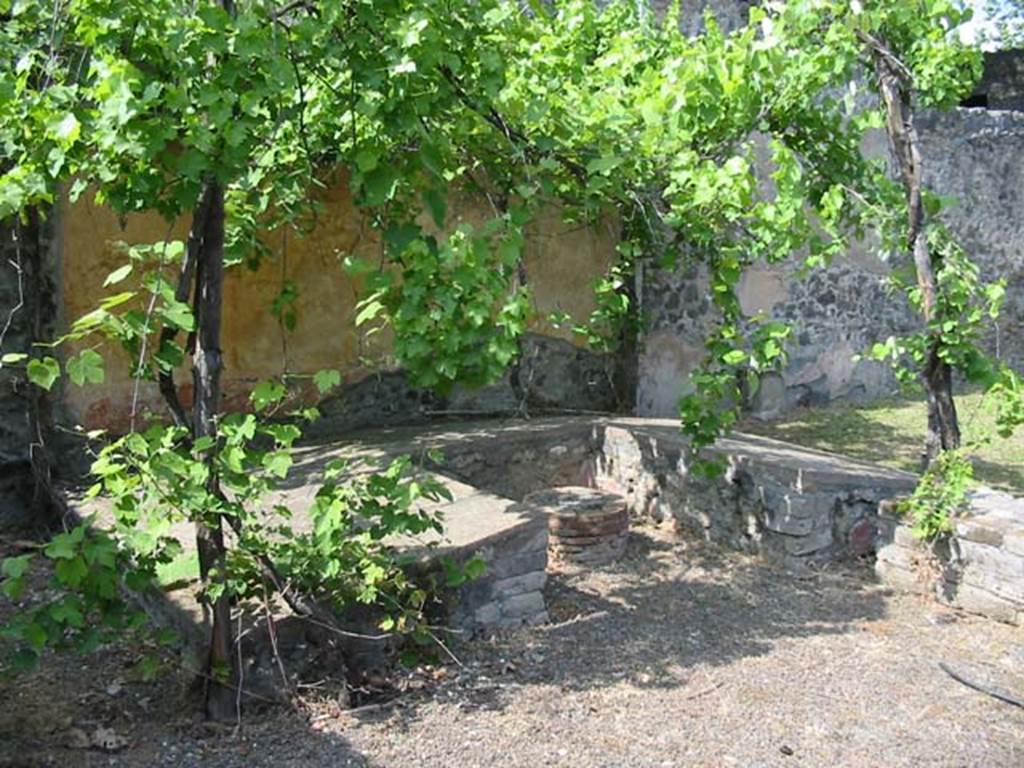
3;524;1023;768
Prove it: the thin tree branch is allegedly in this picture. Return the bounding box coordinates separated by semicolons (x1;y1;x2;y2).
438;65;588;182
157;184;215;428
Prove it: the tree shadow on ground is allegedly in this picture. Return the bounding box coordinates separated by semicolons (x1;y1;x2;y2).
375;528;889;724
740;406;922;474
0;654;378;768
0;541;378;768
969;457;1024;494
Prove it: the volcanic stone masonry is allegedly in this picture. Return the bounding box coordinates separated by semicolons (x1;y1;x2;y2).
875;488;1024;626
637;2;1024;419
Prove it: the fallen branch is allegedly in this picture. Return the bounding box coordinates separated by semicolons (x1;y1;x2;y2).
939;661;1024;709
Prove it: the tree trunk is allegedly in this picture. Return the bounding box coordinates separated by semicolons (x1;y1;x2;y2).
190;180;236;721
27;212;66;529
871;45;960;465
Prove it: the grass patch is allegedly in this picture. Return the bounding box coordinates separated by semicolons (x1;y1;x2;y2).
739;389;1024;494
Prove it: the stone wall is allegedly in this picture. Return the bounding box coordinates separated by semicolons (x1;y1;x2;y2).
875;488;1024;626
56;176;620;433
917;107;1024;374
592;420;916;570
971;49;1024;111
400;415;918;571
306;333;620;438
648;0;755;34
637;69;1024;419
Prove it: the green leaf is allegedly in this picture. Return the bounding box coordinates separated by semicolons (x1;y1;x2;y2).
54;556;88;587
1;352;28;365
44;532;79;560
1;554;32;579
263;450;292;478
362;167;398;207
250;380;286;411
66;349;105;386
49;597;84;628
463;555;487;581
104;264;133;286
586;155;621;175
26;357;60;390
52;113;80;147
158;300;195;332
313;369;341;394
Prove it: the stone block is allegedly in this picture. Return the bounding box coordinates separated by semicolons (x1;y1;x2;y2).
893;523;921;549
782;492;836;519
875;559;928;595
473;601;501;627
486;548;548;581
954;517;1009;548
957;564;1024;604
500;590;546;619
783;525;834;556
947;582;1022;625
1006;530;1024;558
524;610;549;626
873;515;897;547
875;542;925;572
492;571;547;599
762;507;817;536
953;539;1024;579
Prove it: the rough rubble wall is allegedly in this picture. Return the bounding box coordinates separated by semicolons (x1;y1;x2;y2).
637;248;919;418
973;49;1024;111
875;488;1024;626
917;108;1024;374
58;175;620;433
593;422;917;570
638;85;1024;419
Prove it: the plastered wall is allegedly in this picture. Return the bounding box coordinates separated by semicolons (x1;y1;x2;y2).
59;176;618;431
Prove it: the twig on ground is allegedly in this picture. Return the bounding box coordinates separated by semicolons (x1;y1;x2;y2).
939;661;1024;709
682;680;724;702
545;610;609;630
424;627;464;668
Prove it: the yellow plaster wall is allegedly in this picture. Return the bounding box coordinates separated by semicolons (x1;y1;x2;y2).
59;178;616;431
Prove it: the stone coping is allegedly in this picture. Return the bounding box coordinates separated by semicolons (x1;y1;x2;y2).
297;415;918;493
71;416;925;567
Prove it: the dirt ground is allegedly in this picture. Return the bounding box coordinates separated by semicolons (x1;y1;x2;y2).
2;524;1023;768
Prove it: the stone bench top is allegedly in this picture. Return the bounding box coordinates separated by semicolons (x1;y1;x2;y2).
299;415;919;494
70;415;924;574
